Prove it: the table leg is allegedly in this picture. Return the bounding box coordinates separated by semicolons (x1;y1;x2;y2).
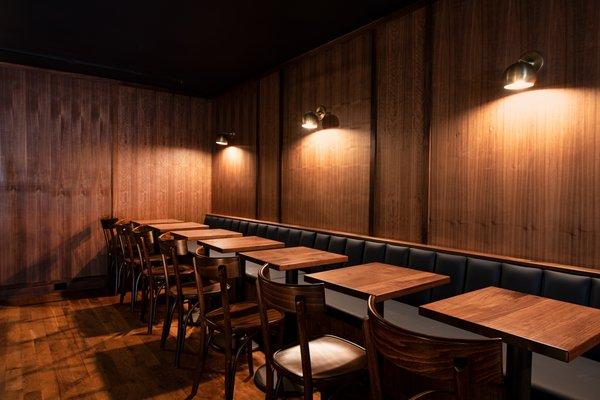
506;345;532;400
285;270;298;284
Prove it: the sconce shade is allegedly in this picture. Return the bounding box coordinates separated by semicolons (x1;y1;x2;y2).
321;112;340;129
302;112;319;129
216;132;234;146
503;51;544;90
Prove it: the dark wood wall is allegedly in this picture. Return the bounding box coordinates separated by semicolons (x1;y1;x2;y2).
211;0;600;270
0;64;212;288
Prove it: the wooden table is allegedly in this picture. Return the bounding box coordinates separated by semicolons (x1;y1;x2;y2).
131;218;182;226
171;228;242;241
419;286;600;400
304;262;449;314
239;246;348;284
147;222;209;233
199;236;284;254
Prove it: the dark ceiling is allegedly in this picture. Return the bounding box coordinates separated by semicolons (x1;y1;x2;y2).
0;0;417;97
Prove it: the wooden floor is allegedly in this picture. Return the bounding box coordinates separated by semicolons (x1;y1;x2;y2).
0;293;273;400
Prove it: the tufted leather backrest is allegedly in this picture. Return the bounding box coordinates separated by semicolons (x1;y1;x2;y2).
363;241;386;263
500;263;542;295
344;239;365;266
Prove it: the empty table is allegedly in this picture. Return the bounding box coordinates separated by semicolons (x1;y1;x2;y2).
198;236;284;254
131;218;182;226
239;246;348;284
171;228;242;241
304;262;450;314
419;286;600;400
148;222;209;233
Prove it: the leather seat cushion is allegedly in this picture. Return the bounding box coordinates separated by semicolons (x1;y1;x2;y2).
273;335;366;379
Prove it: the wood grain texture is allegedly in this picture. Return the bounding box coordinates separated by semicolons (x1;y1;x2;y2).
199;236;284;253
258;72;281;221
428;0;600;268
373;8;428;243
212;81;258;218
112;87;212;223
239;246;348;271
420;286;600;362
171;228;242;241
281;32;372;234
304;262;449;301
0;64;112;286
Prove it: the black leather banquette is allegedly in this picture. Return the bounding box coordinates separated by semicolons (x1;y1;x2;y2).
204;213;600;400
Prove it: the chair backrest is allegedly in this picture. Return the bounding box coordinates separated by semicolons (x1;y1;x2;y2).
157;233;190;290
114;219;134;261
256;264;326;396
100;216;119;254
363;296;503;400
192;251;240;356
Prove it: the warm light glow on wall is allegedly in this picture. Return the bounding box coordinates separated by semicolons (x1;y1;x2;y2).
220;146;245;168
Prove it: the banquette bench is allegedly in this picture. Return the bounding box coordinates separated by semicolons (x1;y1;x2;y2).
203;213;600;400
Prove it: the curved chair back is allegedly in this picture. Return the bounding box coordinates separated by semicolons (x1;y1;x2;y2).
256;264;326;396
158;233;189;290
100;216;119;254
363;296;503;400
114;219;134;262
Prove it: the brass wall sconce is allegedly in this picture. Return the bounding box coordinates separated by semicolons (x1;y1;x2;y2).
216;132;235;146
302;105;339;130
503;51;544;90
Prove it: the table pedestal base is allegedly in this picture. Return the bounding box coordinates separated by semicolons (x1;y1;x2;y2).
253;365;303;396
506;345;532;400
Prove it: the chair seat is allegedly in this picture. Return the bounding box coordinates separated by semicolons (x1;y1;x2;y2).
273;335;366;380
169;281;221;298
206;301;284;332
144;263;194;277
132;253;163;265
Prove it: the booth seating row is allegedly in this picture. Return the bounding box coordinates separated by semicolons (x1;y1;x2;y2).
204;214;600;400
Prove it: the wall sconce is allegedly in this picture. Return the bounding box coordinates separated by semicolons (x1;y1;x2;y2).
302;105;339;130
503;51;544;90
216;132;235;146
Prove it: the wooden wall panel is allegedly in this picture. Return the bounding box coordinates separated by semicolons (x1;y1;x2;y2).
212;81;258;218
429;0;600;267
0;65;112;286
0;64;212;289
112;87;212;222
374;7;428;243
257;72;281;221
281;33;372;234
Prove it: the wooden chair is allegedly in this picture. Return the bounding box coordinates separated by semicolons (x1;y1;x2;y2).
114;220;137;307
125;225;164;313
188;254;285;400
100;216;119;294
256;264;366;400
363;295;505;400
158;236;219;367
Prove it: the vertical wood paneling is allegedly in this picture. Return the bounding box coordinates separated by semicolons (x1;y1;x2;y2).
112;87;212;222
257;72;281;221
429;0;600;268
211;81;258;218
0;65;112;286
281;33;372;234
0;64;212;288
373;7;428;243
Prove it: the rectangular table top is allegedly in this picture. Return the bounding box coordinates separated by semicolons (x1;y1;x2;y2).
239;246;348;271
419;286;600;362
170;228;242;241
131;218;183;225
304;262;450;302
198;236;284;253
148;222;209;233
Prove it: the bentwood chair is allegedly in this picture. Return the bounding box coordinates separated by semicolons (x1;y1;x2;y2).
363;295;505;400
189;255;285;400
159;236;220;367
256;264;366;400
130;229;192;334
114;220;136;306
100;216;119;294
124;225;164;312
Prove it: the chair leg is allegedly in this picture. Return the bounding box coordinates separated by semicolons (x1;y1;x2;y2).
174;306;188;367
131;270;142;312
161;296;176;349
119;263;129;304
147;288;155;335
114;259;121;296
140;278;148;321
189;326;208;399
245;335;254;377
